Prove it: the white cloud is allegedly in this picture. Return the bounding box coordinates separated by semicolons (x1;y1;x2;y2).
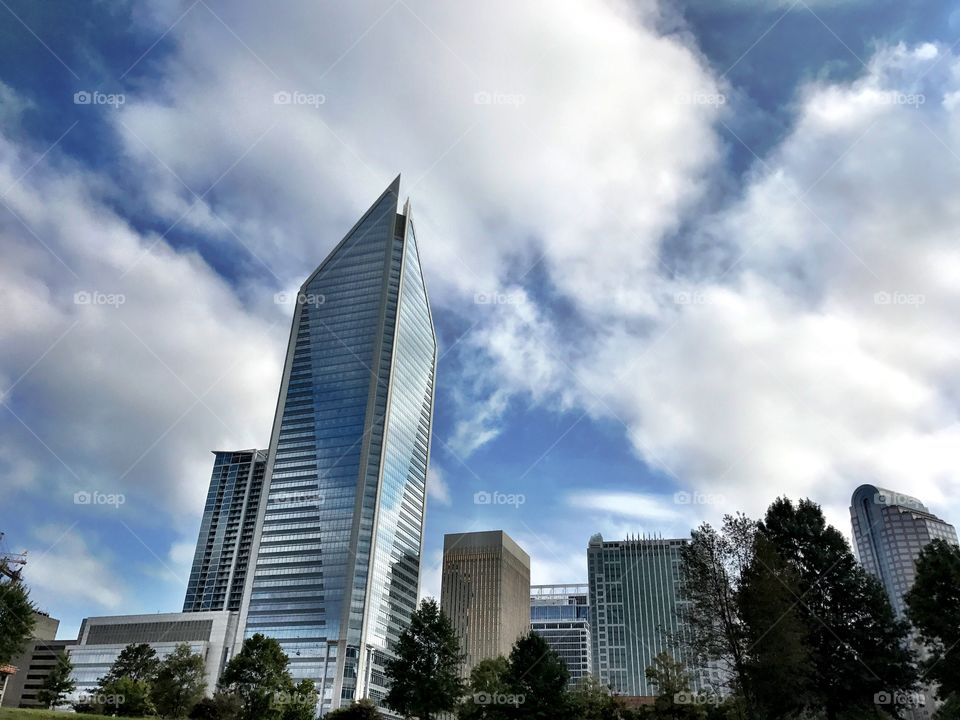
426;464;452;506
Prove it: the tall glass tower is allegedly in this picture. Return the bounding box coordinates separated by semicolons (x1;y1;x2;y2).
237;177;437;714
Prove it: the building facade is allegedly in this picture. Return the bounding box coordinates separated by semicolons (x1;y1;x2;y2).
441;530;531;677
237;177;437;714
587;534;690;697
0;611;64;708
530;584;591;686
68;611;239;704
184;450;267;613
850;484;959;618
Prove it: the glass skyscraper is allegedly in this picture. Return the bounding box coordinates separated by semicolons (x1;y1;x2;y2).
587;534;692;697
530;584;591;687
237;177;437;714
184;449;266;612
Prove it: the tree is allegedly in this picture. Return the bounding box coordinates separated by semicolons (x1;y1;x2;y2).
384;597;466;720
101;642;160;683
151;643;208;718
760;497;918;720
460;657;511;720
37;650;75;708
218;633;295;720
102;675;156;716
189;691;243;720
280;678;319;720
326;698;382;719
504;631;570;720
678;514;757;713
906;538;960;705
568;675;629;720
0;577;36;663
644;652;706;720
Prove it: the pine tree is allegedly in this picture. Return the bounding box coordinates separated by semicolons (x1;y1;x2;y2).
384;597;466;720
0;576;36;663
37;650;76;708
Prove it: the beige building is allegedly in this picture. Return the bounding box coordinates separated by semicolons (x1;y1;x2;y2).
440;530;530;677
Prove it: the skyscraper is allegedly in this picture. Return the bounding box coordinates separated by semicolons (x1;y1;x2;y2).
237;178;437;714
440;531;531;677
530;584;591;686
587;534;691;697
184;449;266;613
850;485;958;618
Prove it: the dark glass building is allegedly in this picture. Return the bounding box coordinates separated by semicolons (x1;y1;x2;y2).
237;178;437;714
184;449;266;612
530;584;591;686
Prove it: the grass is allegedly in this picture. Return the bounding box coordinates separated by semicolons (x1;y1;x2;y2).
0;709;148;720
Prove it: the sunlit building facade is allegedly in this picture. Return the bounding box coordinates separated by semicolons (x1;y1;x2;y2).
237;177;437;715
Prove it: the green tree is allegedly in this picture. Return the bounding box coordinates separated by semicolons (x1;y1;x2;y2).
760;497;918;720
37;650;75;708
737;534;813;718
101;642;160;683
384;597;466;720
151;643;208;718
326;698;382;719
906;538;960;706
0;577;36;663
189;691;242;720
504;631;570;720
644;652;706;720
568;675;629;720
218;633;294;720
280;678;319;720
460;657;511;720
101;674;156;716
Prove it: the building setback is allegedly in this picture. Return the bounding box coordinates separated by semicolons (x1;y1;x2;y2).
441;530;531;677
587;534;691;697
0;611;66;709
236;177;437;715
530;584;591;686
184;449;267;612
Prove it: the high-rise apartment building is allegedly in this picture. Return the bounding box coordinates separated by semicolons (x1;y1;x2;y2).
587;534;691;697
441;531;531;677
850;484;958;618
530;584;591;686
237;178;437;714
184;450;266;612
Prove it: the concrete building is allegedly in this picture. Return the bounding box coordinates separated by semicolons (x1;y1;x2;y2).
237;177;437;715
184;449;267;612
530;584;591;686
67;611;239;703
0;611;65;709
441;530;530;677
587;534;692;697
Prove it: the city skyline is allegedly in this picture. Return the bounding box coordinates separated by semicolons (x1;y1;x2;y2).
4;0;960;657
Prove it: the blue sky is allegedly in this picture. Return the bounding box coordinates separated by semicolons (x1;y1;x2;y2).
3;0;960;640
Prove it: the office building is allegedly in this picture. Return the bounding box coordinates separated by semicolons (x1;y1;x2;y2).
0;611;65;708
530;584;591;686
184;449;267;612
850;484;959;618
587;534;691;697
237;177;437;714
68;611;239;703
441;530;531;677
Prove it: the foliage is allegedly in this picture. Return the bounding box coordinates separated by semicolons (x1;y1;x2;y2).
0;578;36;663
460;656;512;720
644;652;707;720
36;650;76;708
504;631;570;720
567;675;630;720
100;675;156;717
189;691;243;720
280;678;318;720
101;643;160;684
384;598;466;720
906;538;960;704
218;633;295;720
325;698;382;719
151;643;208;718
